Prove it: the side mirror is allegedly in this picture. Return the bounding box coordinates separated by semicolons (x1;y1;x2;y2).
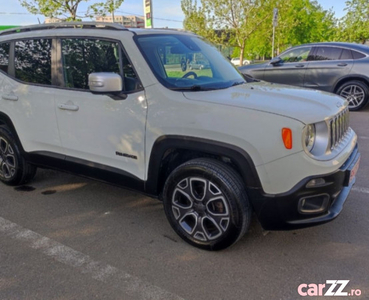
270;57;282;65
89;73;122;93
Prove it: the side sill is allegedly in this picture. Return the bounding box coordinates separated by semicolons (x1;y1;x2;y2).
26;151;152;197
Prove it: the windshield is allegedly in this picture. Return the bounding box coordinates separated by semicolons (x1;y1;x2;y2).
135;34;245;91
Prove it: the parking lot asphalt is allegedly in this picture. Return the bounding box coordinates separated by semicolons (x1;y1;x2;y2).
1;106;369;300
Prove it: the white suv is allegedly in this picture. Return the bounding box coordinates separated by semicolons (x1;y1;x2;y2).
0;23;360;250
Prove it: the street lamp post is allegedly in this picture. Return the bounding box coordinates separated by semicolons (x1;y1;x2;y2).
272;8;278;58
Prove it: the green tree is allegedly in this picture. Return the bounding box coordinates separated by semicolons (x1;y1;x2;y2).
182;0;273;63
274;0;336;52
182;0;336;62
234;0;336;59
91;0;125;21
19;0;124;21
340;0;369;43
181;0;211;40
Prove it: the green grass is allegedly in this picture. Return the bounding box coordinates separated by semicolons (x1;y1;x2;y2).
166;69;213;78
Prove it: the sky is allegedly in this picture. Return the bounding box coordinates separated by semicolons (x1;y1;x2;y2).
0;0;347;28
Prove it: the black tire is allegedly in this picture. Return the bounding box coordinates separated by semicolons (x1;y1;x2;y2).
163;158;251;251
337;80;369;111
0;126;37;186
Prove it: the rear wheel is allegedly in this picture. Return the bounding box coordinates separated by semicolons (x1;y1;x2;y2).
0;126;37;186
163;158;251;251
337;80;369;111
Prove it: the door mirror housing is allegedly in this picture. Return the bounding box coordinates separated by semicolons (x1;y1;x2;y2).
89;73;122;93
270;57;282;65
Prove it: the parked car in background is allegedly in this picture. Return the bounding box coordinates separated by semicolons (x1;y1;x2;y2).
231;57;251;66
188;60;209;70
239;42;369;111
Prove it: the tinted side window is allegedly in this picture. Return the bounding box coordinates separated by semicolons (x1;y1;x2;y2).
0;43;10;73
313;47;342;61
352;51;366;60
280;47;312;63
122;50;137;79
340;49;352;60
62;39;121;90
15;39;52;85
121;49;142;92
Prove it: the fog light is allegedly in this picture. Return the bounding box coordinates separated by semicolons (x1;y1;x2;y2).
298;194;330;214
306;178;326;188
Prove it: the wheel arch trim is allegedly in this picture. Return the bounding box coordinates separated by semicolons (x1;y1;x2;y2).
145;135;262;195
334;75;369;93
0;112;25;153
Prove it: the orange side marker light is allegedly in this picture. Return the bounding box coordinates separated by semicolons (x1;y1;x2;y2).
282;128;293;149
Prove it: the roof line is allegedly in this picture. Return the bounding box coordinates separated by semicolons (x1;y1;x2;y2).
0;22;127;36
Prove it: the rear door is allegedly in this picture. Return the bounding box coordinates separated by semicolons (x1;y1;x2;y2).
0;39;63;155
303;46;354;92
263;46;312;87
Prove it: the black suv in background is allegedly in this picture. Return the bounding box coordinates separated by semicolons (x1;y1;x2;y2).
239;42;369;111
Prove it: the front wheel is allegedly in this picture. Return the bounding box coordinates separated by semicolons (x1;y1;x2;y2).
163;158;251;251
337;80;369;111
0;126;37;186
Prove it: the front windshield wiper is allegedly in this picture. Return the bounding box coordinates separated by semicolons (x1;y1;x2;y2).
231;81;246;87
170;85;205;91
170;82;247;92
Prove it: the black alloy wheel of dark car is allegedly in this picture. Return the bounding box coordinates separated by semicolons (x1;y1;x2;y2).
337;80;369;111
163;158;251;251
0;126;37;186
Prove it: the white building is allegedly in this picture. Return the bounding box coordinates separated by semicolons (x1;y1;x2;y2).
45;16;145;28
95;15;145;28
45;18;63;23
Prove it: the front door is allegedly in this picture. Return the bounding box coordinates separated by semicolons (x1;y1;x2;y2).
54;38;147;180
263;46;313;87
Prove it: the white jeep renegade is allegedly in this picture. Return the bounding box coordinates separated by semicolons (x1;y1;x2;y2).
0;23;360;250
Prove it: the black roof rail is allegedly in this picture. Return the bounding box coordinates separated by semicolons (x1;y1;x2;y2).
0;22;128;36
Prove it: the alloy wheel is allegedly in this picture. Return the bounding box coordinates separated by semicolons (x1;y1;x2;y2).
339;85;365;109
171;177;230;242
0;137;17;179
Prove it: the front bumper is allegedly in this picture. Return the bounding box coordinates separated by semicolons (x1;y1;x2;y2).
248;145;360;230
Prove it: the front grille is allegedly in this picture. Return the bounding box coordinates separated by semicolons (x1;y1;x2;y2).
329;108;349;150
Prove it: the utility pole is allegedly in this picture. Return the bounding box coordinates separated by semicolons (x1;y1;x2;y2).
272;8;278;58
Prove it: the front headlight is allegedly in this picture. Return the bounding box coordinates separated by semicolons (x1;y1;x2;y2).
304;124;316;152
302;122;330;157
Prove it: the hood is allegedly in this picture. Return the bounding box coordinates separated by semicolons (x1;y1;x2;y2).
183;81;347;124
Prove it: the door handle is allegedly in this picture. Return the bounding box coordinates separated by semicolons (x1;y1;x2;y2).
337;63;347;67
2;94;18;101
58;103;79;111
295;64;305;68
